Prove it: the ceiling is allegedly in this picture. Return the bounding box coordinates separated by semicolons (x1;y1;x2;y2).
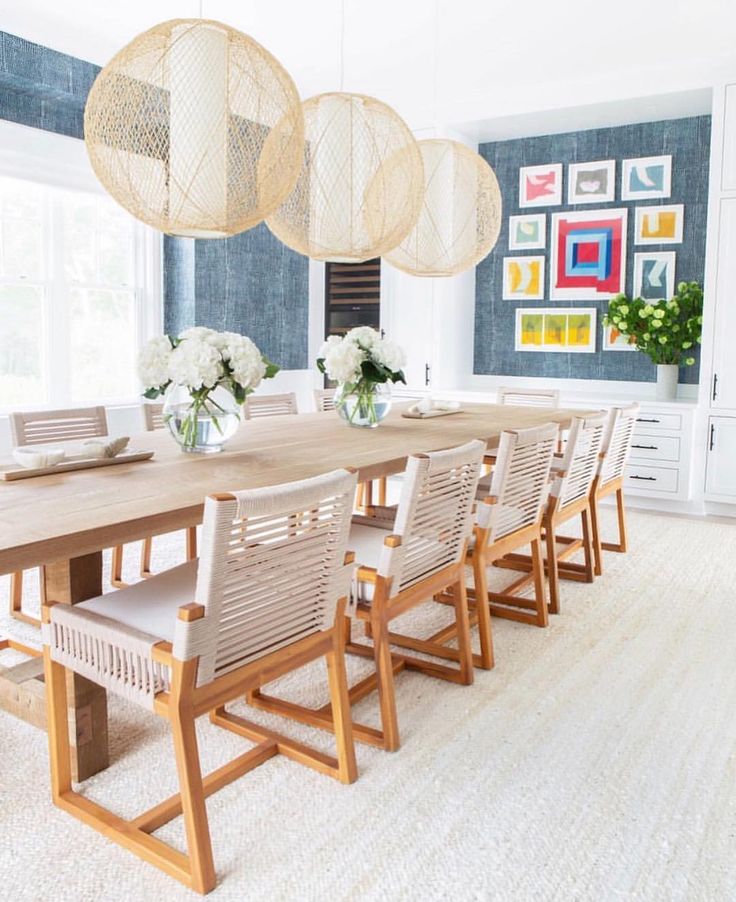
1;0;733;138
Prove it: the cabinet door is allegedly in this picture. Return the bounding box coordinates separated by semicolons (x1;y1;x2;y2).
380;263;434;389
712;199;736;409
705;417;736;498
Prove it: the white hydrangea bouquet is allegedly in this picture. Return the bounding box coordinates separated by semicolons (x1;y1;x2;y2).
317;327;406;427
138;327;279;452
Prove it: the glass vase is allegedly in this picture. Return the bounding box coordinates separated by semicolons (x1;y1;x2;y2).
335;382;392;428
163;384;241;453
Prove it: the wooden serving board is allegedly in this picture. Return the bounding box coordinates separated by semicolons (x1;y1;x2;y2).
1;450;155;481
401;408;464;419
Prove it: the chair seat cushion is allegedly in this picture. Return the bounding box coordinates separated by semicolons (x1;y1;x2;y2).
349;522;394;603
77;560;198;643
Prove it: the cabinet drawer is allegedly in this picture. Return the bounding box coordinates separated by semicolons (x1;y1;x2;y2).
625;464;679;494
629;433;680;462
634;412;682;431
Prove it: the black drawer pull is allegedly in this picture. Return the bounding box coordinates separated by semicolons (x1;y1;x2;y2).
636;417;661;424
632;444;658;450
629;475;657;481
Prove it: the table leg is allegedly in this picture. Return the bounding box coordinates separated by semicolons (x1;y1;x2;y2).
43;552;109;782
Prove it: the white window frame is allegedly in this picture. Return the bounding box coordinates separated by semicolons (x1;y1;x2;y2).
0;119;162;413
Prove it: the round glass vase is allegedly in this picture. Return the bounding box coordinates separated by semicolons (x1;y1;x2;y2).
163;384;241;453
335;382;392;428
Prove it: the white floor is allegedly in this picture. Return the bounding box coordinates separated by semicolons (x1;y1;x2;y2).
1;508;735;901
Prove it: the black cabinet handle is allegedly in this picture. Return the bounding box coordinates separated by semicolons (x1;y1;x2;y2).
425;363;431;386
632;444;658;450
636;417;661;424
713;373;719;402
709;423;716;451
630;475;657;481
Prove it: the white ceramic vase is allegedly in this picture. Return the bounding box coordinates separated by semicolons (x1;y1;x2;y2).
655;364;679;401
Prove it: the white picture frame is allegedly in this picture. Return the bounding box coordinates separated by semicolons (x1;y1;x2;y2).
567;160;616;204
602;323;637;351
502;255;546;300
549;208;628;301
634;204;684;245
633;251;676;301
515;307;597;353
622;155;672;201
508;213;546;250
519;163;563;208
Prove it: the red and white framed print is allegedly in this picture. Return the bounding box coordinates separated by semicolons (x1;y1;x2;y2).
519;163;563;208
550;208;628;300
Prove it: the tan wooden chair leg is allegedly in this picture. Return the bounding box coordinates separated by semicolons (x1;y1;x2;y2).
355;482;365;512
580;507;595;583
452;577;474;685
372;612;401;752
530;537;549;627
110;545;127;589
325;617;358;784
545;524;561;615
186;526;198;561
590;493;604;577
140;537;153;578
472;554;495;670
10;570;23;617
615;487;628;552
169;658;216;895
377;476;387;507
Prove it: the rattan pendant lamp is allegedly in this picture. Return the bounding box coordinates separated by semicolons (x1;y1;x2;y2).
83;11;304;238
265;2;425;262
383;2;502;276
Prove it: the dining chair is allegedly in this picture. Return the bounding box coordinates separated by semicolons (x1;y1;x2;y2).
41;468;359;894
8;406;111;624
138;402;197;579
497;387;560;407
243;392;298;418
314;388;336;411
495;412;608;615
589;404;639;576
248;439;485;752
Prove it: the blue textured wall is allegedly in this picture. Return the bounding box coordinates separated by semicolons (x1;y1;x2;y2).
0;29;310;370
164;225;309;369
474;116;711;383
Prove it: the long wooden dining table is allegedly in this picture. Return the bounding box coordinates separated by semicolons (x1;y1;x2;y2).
0;402;594;780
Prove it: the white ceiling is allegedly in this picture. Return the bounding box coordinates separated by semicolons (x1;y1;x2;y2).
1;0;734;138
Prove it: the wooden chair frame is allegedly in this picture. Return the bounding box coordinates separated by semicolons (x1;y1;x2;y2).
243;393;298;419
248;538;473;752
42;595;356;895
590;475;627;577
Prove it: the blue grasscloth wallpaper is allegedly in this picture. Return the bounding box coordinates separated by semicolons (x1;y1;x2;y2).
0;30;310;370
474;116;711;383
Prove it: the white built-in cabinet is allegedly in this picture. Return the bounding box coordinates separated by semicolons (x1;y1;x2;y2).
705;417;736;499
709;197;736;410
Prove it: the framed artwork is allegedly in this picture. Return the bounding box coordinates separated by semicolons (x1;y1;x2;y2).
519;163;563;208
502;255;545;300
567;160;615;204
509;213;546;250
550;208;627;300
603;323;637;351
621;155;672;201
633;251;676;301
515;307;597;353
635;204;684;244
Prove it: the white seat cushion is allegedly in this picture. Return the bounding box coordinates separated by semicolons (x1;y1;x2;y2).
349;522;394;603
77;560;198;643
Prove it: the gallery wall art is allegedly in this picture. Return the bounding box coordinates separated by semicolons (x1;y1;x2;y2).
503;255;545;300
515;307;597;353
621;155;672;201
519;163;563;207
474;115;710;383
603;323;637;351
568;160;615;204
550;209;628;300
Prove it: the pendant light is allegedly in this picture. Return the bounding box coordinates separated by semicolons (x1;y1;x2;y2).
383;1;502;276
265;3;424;262
84;15;304;238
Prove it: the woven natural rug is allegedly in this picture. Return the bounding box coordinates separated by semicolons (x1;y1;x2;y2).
1;507;734;901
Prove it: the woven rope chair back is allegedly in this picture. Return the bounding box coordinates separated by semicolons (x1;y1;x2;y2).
10;406;108;446
377;440;485;595
314;388;336;412
244;393;298;419
497;387;560;408
142;402;166;431
479;423;559;543
176;468;357;686
599;404;640;486
553;413;608;509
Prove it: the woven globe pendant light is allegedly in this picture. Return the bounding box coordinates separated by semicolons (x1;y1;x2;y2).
265;92;425;262
83;18;304;239
383;139;502;277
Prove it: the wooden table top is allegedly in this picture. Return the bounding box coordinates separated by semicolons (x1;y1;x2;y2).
0;402;594;574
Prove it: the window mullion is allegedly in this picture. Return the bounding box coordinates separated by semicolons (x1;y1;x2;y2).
47;192;71;407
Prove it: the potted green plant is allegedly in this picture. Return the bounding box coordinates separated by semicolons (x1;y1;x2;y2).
604;281;703;400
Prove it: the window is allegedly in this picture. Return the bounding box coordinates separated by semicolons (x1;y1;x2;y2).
0;174;160;410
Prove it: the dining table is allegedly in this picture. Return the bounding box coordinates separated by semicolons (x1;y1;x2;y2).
0;401;594;780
